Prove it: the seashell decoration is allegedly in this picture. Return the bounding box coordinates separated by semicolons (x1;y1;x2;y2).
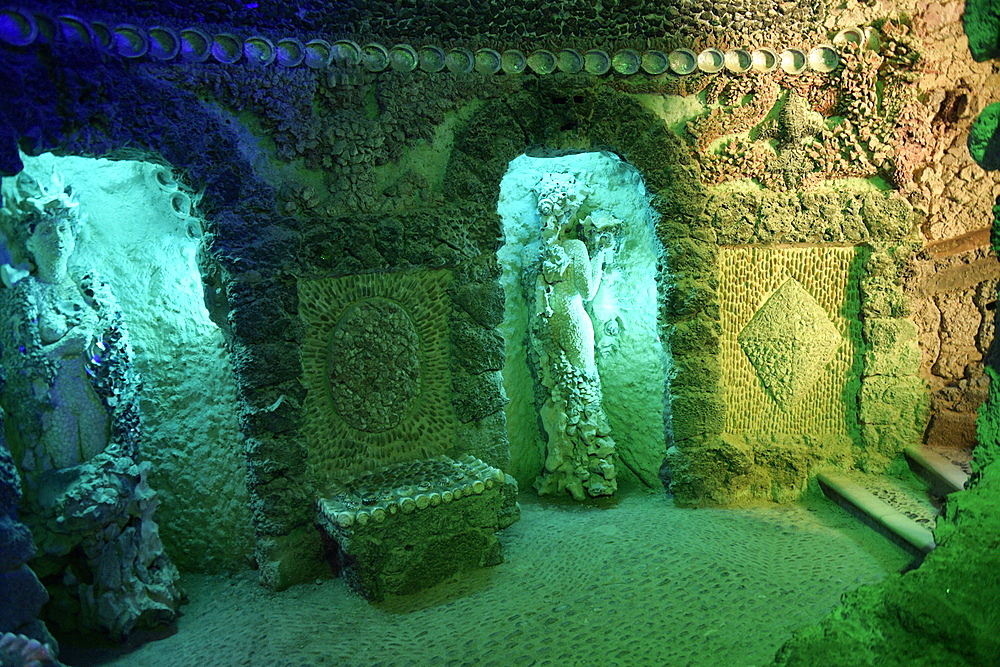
557;49;584;73
0;11;847;81
277;38;306;67
862;27;882;51
56;14;91;45
169;191;193;218
304;39;333;69
445;47;474;73
179;27;211;62
808;44;840;72
388;43;418;72
641;50;669;75
147;26;180;60
474;47;502;74
527;50;556;75
0;9;37;46
584;49;611;75
780;48;808;74
612;48;641;75
32;13;55;43
418;45;446;72
833;27;864;47
145;164;177;192
501;49;527;74
211;32;242;64
668;48;698;75
360;42;389;71
724;49;752;73
751;48;778;72
90;21;114;54
697;47;725;73
113;24;148;58
243;35;275;65
332;39;361;66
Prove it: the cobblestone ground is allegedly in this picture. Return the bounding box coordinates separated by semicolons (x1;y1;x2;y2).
73;490;911;667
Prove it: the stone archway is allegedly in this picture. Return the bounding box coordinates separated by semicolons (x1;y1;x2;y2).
440;85;723;500
496;150;669;494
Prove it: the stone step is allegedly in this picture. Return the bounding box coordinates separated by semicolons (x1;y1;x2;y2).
817;471;936;557
903;445;970;497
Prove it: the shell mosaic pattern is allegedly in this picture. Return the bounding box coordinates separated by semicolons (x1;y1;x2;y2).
692;21;927;192
720;246;862;436
738;277;845;410
1;10;845;78
298;270;457;485
327;297;420;433
317;455;505;529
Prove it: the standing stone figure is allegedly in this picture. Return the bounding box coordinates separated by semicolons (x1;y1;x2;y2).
529;173;618;500
0;168;181;640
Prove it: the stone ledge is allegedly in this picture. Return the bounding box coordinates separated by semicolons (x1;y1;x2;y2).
903;445;969;496
316;455;511;601
817;471;936;556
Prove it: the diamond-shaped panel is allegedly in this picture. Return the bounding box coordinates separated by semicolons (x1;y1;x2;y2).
737;278;843;410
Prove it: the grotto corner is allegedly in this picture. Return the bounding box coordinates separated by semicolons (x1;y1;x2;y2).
0;0;997;662
773;4;1000;663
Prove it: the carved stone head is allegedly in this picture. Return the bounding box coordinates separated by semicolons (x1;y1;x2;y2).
26;212;77;284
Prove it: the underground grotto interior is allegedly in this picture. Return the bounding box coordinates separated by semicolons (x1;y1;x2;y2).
1;0;999;665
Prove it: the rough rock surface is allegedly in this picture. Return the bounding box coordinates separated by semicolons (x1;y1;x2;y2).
0;421;57;656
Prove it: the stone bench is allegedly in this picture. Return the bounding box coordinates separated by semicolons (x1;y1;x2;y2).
316;455;517;601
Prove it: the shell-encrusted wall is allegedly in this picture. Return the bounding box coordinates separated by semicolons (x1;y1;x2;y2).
298;270;458;486
721;246;862;437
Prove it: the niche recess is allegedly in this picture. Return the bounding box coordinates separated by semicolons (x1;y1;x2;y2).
497;151;670;490
0;152;251;571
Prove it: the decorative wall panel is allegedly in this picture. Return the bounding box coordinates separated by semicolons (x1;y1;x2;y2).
721;246;862;436
299;270;457;486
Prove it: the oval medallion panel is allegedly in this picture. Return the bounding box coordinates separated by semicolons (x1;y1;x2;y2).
327;297;420;432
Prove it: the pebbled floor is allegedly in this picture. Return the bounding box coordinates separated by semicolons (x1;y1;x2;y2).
67;490;912;667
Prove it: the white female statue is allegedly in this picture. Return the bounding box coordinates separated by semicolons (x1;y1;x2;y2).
1;173;111;468
0;168;180;639
529;173;618;500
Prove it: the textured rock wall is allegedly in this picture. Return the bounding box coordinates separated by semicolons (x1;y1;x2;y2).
775;2;1000;663
906;0;1000;453
0;0;994;591
911;240;999;449
0;425;55;656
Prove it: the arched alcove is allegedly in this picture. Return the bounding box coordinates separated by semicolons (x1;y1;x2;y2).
0;152;251;573
497;151;669;490
439;86;721;500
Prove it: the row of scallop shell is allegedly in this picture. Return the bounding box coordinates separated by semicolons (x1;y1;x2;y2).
0;9;338;66
322;462;506;529
0;9;852;75
328;42;842;75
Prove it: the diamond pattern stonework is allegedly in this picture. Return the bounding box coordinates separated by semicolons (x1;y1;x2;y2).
737;278;843;410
